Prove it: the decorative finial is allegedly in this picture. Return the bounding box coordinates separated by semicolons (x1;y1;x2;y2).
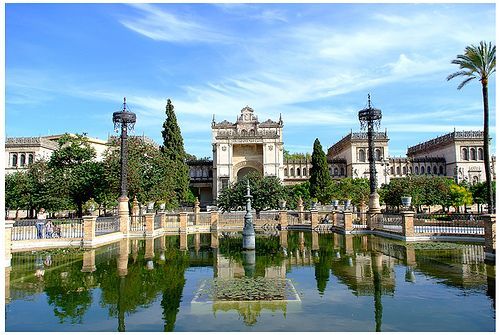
123;97;127;111
368;94;371;108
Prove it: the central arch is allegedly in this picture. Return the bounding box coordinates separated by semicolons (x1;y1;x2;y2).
233;160;263;181
236;167;260;181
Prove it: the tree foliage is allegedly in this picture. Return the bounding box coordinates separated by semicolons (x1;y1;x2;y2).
283;149;311;161
309;139;333;203
332;178;370;206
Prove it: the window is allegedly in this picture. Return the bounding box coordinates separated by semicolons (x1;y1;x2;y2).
478;148;484;160
340;167;345;176
20;154;26;167
390;166;394;175
427;166;431;174
12;154;17;167
359;149;366;162
221;178;229;190
303;167;307;176
209;170;213;178
396;166;401;175
433;166;437;175
290;168;295;177
297;168;301;176
403;166;407;175
470;148;477;160
461;147;469;160
375;148;381;161
284;168;288;177
439;166;444;175
28;154;34;165
421;166;425;174
334;167;339;176
472;176;479;184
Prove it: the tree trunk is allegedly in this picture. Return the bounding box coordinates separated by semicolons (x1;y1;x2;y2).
482;82;494;214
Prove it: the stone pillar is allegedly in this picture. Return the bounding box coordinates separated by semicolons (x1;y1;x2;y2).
401;211;415;238
359;201;367;226
279;210;288;230
298;197;304;224
145;237;154;259
211;232;219;249
367;212;381;230
5;221;13;268
310;210;319;229
179;212;188;233
180;232;188;251
159;235;166;250
345;234;353;255
344;211;353;232
119;196;130;235
483;214;496;260
159;211;166;230
210;211;219;231
144;213;154;237
82;216;97;248
331;210;337;226
81;249;96;272
279;230;288;249
312;232;319;251
194;198;200;225
132;196;139;216
118;238;129;277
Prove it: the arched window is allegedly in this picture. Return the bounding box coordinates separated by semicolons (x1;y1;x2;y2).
461;147;469;160
249;129;255;135
375;148;381;161
439;166;444;175
427;166;431;174
28;154;34;165
196;169;202;177
20;154;26;167
209;170;213;178
340;167;345;176
472;176;479;184
433;166;437;175
290;168;294;176
396;166;401;175
421;166;425;175
390;166;394;175
241;129;247;136
334;167;339;176
297;168;301;176
12;154;17;167
470;148;477;160
202;169;208;177
478;148;484;160
359;149;366;162
403;166;407;175
303;167;307;176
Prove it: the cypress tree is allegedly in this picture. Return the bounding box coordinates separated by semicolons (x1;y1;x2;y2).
161;99;189;204
309;138;333;204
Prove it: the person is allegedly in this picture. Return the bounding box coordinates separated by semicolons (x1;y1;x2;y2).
45;220;54;238
36;208;47;239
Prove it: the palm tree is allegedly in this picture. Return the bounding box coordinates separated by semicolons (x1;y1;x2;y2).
447;41;496;214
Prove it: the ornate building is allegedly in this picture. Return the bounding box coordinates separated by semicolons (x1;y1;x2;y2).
211;106;284;200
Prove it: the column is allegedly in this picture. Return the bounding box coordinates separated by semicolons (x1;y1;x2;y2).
483;214;496;261
194;198;200;225
144;213;154;237
401;211;415;239
279;210;288;230
310;210;319;229
81;249;96;272
210;211;219;231
119;197;130;235
298;197;304;224
179;212;188;233
82;216;97;248
5;221;13;268
344;211;353;232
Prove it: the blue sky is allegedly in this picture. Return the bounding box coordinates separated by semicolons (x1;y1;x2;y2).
5;3;496;158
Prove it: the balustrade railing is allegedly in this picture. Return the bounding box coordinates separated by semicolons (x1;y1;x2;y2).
414;213;484;235
187;213;195;226
376;214;403;234
12;219;83;241
129;215;145;231
198;213;212;225
95;216;120;236
154;214;162;229
165;214;179;228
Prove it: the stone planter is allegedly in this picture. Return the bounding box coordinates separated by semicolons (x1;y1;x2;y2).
401;196;412;207
344;199;351;209
332;200;339;207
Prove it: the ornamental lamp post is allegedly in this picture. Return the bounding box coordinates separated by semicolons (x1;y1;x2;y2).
242;180;256;250
113;97;136;221
358;94;382;214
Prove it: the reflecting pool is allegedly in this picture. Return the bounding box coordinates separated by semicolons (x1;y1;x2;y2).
5;232;495;332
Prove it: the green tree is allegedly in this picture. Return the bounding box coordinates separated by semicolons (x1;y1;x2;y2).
284;181;311;209
5;171;30;218
309;139;333;204
217;172;286;214
333;178;370;206
160;99;190;204
448;183;473;212
284;150;311;161
448;41;496;213
471;181;496;212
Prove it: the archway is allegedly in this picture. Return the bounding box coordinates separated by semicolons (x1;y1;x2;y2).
236;167;260;181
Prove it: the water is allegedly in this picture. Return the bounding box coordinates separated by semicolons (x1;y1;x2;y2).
6;232;495;332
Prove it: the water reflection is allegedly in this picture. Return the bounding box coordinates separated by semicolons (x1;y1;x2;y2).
6;232;495;332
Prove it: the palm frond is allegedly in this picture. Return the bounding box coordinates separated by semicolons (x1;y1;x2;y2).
457;77;476;90
446;70;473;81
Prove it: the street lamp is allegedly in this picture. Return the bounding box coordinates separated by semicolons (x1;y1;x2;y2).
113;97;136;215
358;94;382;214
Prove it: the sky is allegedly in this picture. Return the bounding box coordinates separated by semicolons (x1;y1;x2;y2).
5;3;497;158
